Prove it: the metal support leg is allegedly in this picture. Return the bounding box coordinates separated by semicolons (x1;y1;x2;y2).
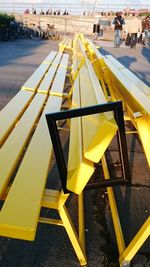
59;205;87;266
78;192;85;254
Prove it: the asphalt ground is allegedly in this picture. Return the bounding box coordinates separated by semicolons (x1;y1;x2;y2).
0;38;150;267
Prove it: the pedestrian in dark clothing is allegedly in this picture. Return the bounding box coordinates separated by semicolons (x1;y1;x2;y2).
127;15;142;48
112;12;125;47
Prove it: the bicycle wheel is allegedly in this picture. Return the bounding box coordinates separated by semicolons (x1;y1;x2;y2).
55;34;60;40
48;32;57;41
31;28;43;40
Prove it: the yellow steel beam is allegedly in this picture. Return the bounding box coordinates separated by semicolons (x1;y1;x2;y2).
85;39;110;101
21;61;52;91
38;53;63;94
119;217;150;264
105;59;150;115
42;51;57;64
39;217;63;226
101;156;126;256
78;192;86;254
0;90;34;147
41;188;87;265
79;58;118;163
0;95;64;240
59;205;87;266
101;155;150;266
67;71;94;194
106;55;150;98
135;116;150;167
104;58;150;167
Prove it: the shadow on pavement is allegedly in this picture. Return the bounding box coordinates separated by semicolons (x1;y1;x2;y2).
100;47;150;86
142;47;150;64
0;39;50;68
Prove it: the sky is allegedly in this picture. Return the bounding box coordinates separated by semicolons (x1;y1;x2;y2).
0;0;150;13
0;0;150;4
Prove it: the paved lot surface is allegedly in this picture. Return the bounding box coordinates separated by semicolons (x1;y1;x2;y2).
0;39;59;110
0;38;150;267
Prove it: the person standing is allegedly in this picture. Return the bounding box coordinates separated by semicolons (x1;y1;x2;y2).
127;14;142;48
112;12;125;47
142;16;150;47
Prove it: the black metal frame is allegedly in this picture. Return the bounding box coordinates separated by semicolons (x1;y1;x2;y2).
46;101;131;193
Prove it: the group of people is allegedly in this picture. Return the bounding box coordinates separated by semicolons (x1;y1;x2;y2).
112;12;150;48
24;8;69;16
40;9;69;15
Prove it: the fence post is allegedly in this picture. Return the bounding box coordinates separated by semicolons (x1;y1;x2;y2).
64;18;67;35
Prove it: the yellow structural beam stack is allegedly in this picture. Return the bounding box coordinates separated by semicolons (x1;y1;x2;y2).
84;36;150;267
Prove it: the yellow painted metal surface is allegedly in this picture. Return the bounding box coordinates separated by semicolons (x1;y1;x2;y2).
104;57;150;166
105;59;150;115
135;116;150;166
72;57;86;82
68;39;73;49
38;53;63;94
101;156;125;255
42;51;57;64
59;205;87;266
86;40;110;101
21;63;51;92
21;51;60;92
42;189;69;210
67;75;94;195
39;217;63;226
59;38;67;52
79;59;118;163
106;55;126;70
50;54;69;96
71;58;78;82
59;38;73;52
37;65;58;94
106;55;150;97
0;90;34;146
0;94;47;200
41;188;86;265
51;52;63;66
119;217;150;263
78;193;85;253
0;45;86;266
121;68;150;98
86;38;103;61
42;189;60;209
0;96;63;240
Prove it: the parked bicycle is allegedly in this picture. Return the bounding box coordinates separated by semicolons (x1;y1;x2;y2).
28;23;43;40
28;23;60;40
0;20;29;41
0;21;60;41
44;24;59;40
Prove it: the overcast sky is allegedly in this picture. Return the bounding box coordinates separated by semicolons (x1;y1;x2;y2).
0;0;150;4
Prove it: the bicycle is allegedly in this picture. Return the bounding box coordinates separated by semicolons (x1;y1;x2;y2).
39;24;60;40
28;24;43;40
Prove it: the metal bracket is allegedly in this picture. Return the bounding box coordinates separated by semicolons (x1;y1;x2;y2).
46;101;131;193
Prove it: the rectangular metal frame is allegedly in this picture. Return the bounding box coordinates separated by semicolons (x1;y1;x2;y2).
46;101;131;193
